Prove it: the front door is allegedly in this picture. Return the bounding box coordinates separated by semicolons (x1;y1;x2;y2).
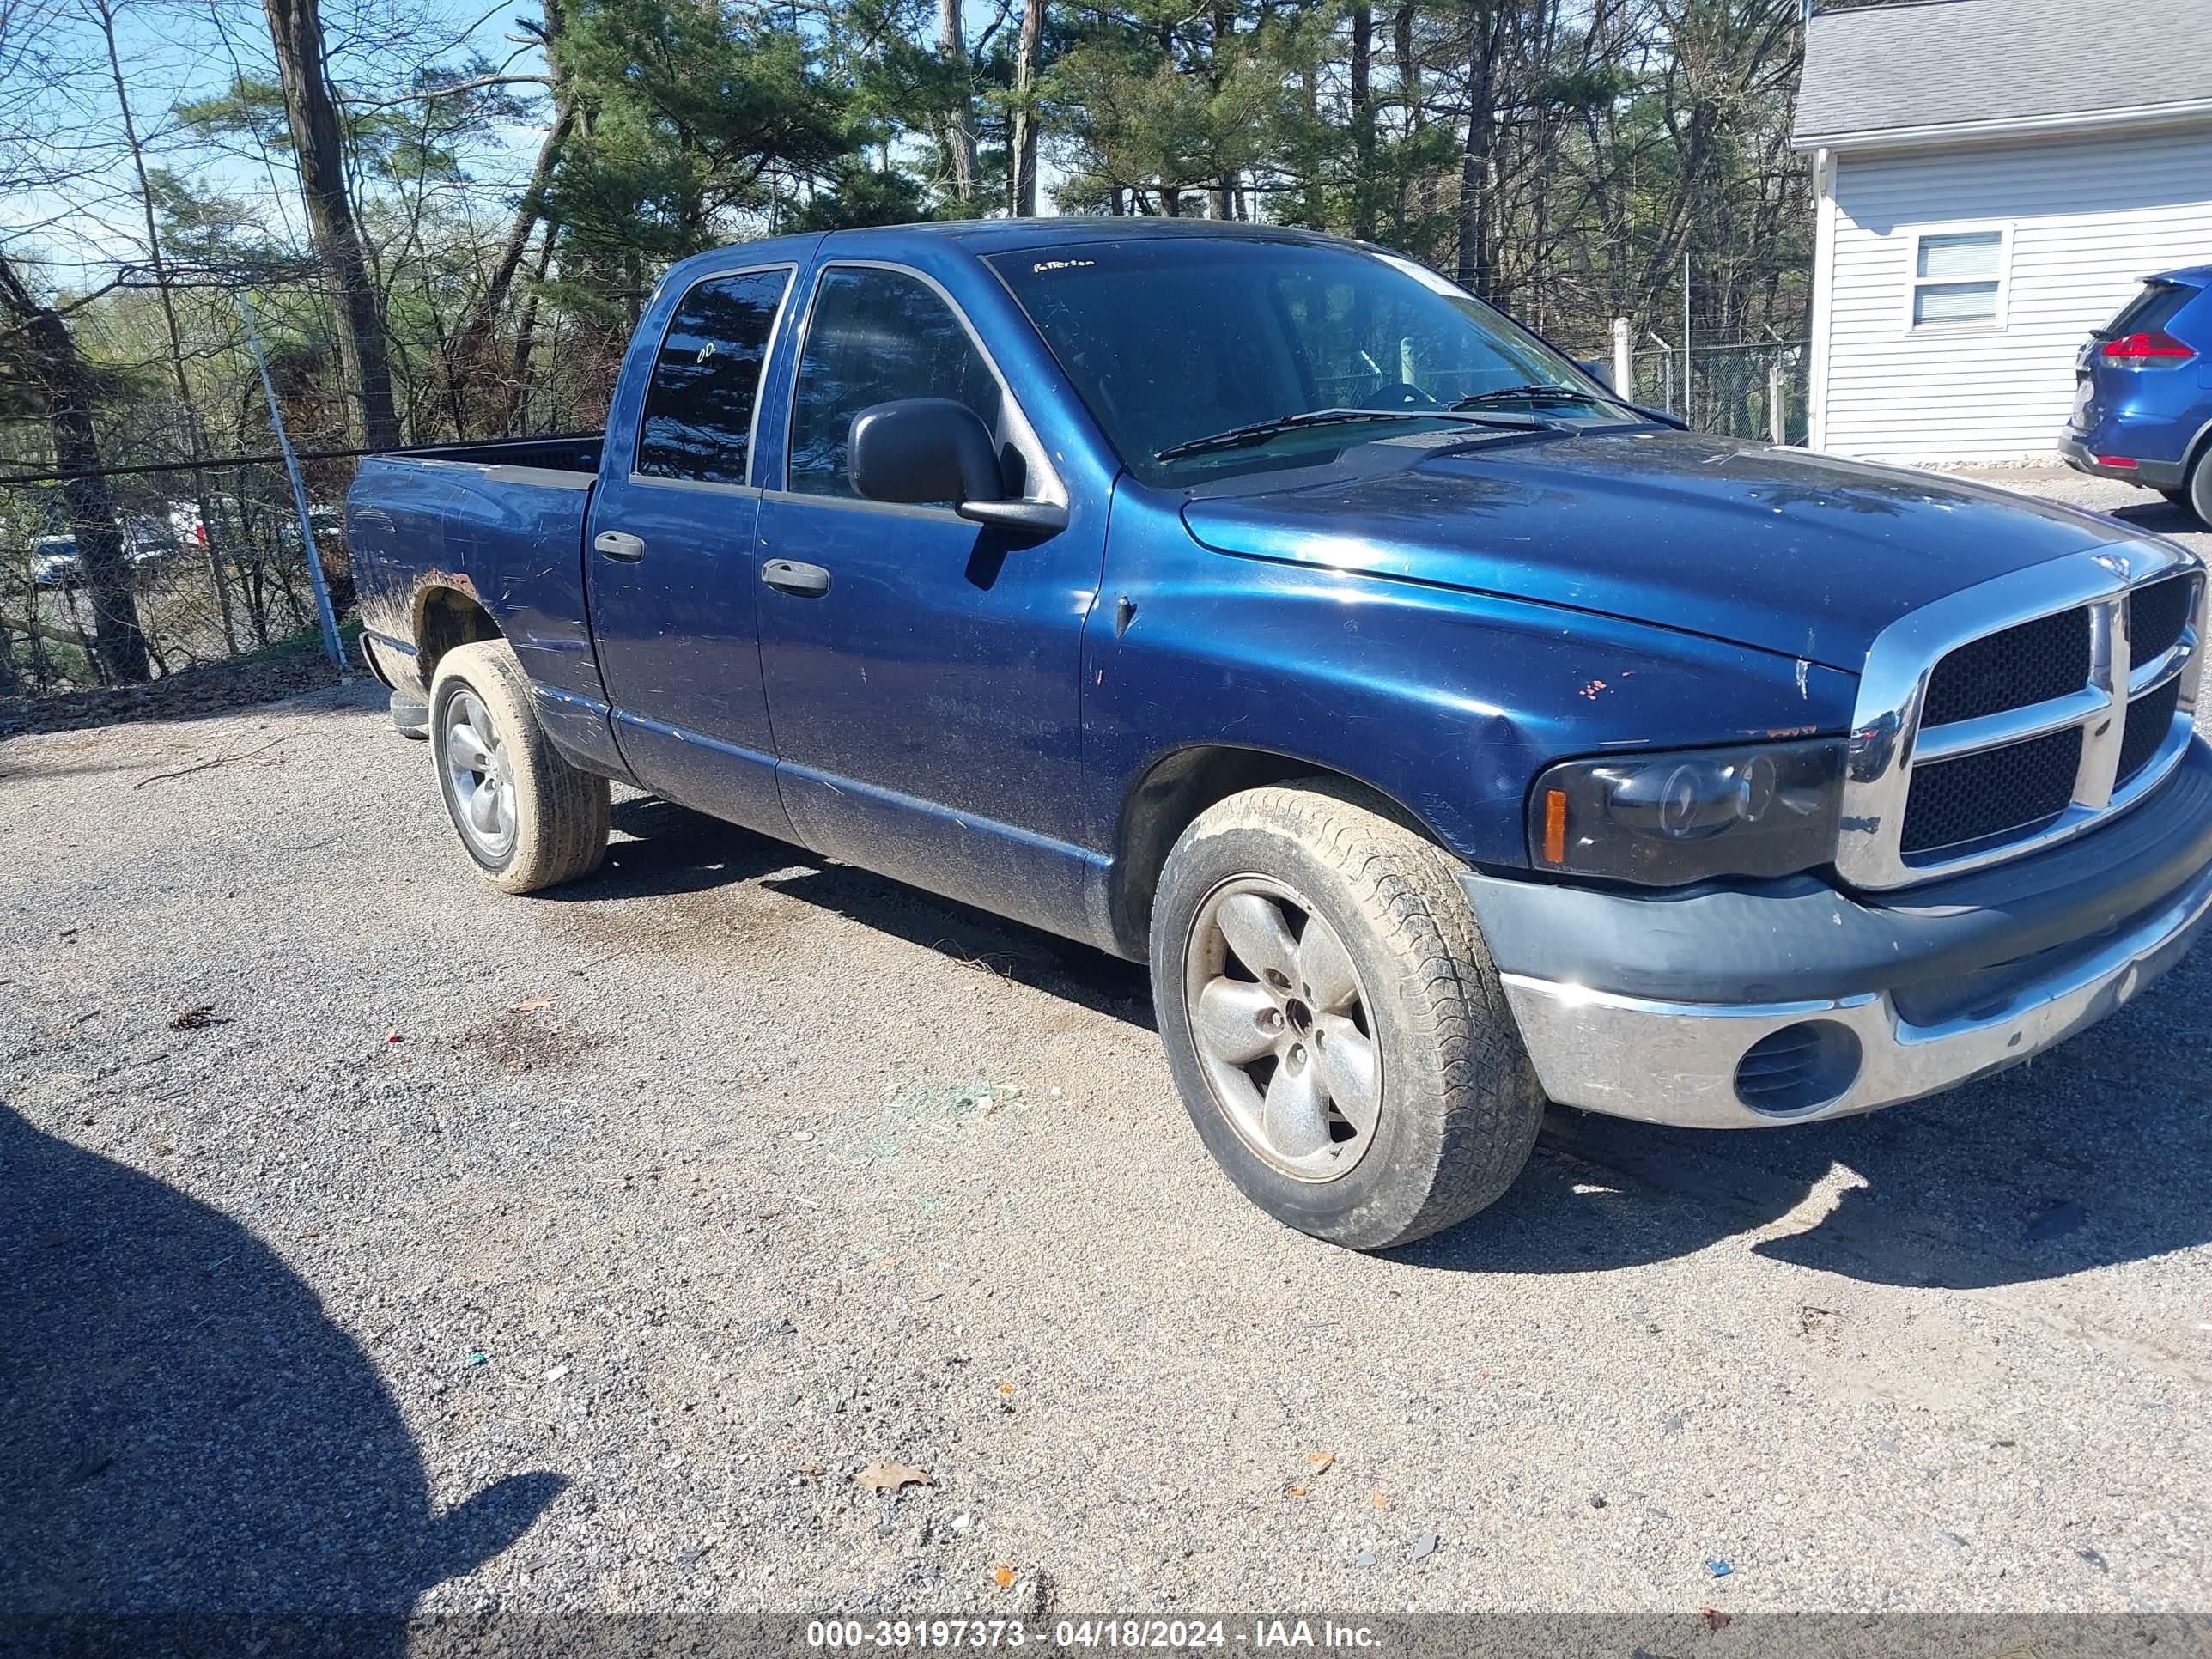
753;261;1101;937
586;264;794;836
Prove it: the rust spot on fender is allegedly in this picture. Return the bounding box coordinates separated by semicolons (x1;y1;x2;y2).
415;567;482;605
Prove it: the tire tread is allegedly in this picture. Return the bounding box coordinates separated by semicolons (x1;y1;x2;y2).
1154;778;1545;1249
431;641;610;894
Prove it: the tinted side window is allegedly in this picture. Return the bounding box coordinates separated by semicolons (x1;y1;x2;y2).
787;267;1004;498
636;269;791;484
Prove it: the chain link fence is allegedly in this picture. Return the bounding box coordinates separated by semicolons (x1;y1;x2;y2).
0;447;359;696
1626;339;1808;445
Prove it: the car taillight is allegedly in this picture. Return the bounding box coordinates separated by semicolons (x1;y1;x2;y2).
2100;330;2197;369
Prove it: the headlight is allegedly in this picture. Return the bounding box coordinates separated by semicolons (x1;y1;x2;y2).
1528;738;1844;885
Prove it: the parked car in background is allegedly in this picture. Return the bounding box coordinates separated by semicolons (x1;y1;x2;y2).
167;501;206;549
29;534;79;587
351;222;2212;1252
168;498;343;565
2063;266;2212;526
124;516;179;566
276;506;347;548
25;520;179;586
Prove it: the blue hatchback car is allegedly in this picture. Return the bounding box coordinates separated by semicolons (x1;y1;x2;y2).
2063;266;2212;526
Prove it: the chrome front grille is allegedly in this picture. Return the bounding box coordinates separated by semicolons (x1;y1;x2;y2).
1900;725;2082;854
2118;673;2185;785
2130;572;2197;662
1838;546;2205;890
1918;605;2092;727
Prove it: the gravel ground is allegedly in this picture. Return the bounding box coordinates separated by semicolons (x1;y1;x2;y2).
3;467;2209;1620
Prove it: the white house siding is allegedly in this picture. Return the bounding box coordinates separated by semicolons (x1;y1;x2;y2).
1812;122;2212;464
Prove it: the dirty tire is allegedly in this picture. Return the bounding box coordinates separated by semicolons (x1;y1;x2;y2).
2190;456;2212;529
1150;780;1546;1250
429;640;610;894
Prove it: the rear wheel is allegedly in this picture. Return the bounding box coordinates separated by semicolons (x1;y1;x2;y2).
1149;781;1546;1250
428;640;610;894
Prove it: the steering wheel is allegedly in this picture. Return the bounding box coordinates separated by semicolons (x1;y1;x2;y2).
1356;379;1442;410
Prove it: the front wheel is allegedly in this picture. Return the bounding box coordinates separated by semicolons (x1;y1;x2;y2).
428;640;610;894
1149;781;1546;1250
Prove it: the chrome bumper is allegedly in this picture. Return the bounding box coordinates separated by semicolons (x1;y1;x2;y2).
1499;855;2212;1129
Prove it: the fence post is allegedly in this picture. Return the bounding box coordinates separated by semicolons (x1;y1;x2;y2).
1768;362;1787;446
1612;317;1632;403
236;290;345;672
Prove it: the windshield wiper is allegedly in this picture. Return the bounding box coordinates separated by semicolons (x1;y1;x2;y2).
1154;405;1548;464
1155;409;1437;463
1455;383;1689;429
1449;382;1614;411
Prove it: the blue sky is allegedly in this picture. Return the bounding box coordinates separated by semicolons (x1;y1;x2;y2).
10;0;575;287
3;0;1052;297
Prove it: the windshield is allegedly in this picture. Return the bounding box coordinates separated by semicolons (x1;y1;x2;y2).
987;238;1637;484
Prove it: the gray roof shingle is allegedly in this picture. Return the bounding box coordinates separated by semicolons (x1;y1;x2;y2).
1794;0;2212;146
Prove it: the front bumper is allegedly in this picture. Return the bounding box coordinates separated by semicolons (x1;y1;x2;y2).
1463;737;2212;1128
2060;429;2187;489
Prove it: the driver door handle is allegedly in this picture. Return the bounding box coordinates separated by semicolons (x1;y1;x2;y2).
594;530;646;563
761;558;832;597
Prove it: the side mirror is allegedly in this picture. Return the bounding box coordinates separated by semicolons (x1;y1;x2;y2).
850;398;1005;507
1577;358;1615;392
848;398;1069;536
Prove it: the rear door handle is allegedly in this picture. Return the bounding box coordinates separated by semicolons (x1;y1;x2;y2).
594;530;646;563
761;558;832;597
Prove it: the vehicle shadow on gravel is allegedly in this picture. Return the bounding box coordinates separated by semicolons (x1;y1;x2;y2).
2109;499;2207;538
763;863;1158;1029
1407;957;2212;1290
562;793;814;901
0;1104;562;1632
566;794;1157;1026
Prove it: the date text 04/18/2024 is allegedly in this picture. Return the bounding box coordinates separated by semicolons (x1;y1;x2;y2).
805;1620;1382;1650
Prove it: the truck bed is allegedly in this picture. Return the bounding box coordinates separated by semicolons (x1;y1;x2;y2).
348;431;609;725
372;433;605;478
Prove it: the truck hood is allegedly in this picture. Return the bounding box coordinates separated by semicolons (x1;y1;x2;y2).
1179;428;2141;670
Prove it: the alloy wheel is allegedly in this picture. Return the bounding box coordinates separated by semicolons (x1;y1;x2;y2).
443;688;518;862
1182;875;1383;1182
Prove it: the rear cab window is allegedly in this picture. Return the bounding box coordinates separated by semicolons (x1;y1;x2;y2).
635;268;793;485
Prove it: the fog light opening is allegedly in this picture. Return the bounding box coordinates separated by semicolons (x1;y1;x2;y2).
1734;1020;1862;1116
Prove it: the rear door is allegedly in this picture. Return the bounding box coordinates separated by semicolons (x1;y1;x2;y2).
586;264;797;836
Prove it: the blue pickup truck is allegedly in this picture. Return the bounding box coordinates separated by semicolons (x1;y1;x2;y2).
349;220;2212;1250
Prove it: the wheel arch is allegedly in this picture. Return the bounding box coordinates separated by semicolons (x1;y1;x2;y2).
1108;744;1455;957
2185;413;2212;477
413;581;504;684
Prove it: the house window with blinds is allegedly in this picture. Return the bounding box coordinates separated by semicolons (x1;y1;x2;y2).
1908;228;2008;330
